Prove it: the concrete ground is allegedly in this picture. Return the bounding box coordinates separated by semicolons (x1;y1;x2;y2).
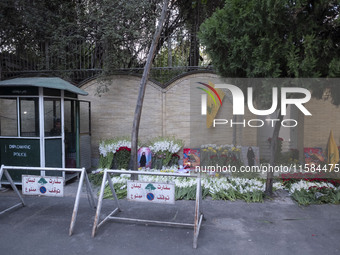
0;179;340;255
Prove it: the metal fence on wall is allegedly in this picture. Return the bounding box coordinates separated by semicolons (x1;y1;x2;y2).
0;34;212;86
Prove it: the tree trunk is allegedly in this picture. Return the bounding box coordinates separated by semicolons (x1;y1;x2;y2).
188;21;200;68
129;0;169;179
265;109;283;196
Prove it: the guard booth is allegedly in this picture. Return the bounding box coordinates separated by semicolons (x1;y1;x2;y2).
0;77;91;184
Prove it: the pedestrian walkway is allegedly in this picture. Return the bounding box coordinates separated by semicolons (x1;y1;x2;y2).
0;180;339;255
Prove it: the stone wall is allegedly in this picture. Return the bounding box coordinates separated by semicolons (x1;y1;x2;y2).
78;75;163;160
79;73;258;162
303;98;340;150
79;73;340;165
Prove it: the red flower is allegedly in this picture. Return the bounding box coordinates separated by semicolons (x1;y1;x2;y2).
117;146;131;152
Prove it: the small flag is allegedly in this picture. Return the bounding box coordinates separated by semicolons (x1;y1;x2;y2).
326;130;339;170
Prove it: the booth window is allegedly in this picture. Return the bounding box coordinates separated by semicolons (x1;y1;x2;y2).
44;98;61;136
64;100;76;168
0;98;18;136
20;98;39;137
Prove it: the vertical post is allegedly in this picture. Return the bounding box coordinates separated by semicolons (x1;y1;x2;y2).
69;168;86;236
0;53;2;81
107;175;121;211
3;169;25;206
84;171;96;208
193;174;202;249
0;165;4;190
61;90;65;170
92;169;108;237
17;97;20;138
75;101;80;168
39;87;45;176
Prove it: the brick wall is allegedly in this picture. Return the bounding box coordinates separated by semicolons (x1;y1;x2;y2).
79;75;163;159
79;73;258;161
303;98;340;150
79;74;340;164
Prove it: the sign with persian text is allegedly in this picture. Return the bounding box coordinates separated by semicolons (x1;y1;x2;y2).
127;181;175;204
22;175;64;197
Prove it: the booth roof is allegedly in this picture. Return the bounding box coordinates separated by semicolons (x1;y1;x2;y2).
0;77;88;96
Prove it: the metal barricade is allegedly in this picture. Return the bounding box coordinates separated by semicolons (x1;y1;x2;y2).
92;169;204;248
0;165;96;235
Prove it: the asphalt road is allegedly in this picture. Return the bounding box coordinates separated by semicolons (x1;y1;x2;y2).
0;180;340;255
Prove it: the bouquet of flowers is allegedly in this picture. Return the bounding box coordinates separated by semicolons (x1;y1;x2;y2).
98;137;136;169
149;136;183;168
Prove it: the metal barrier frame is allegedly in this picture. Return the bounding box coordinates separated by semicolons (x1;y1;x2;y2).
0;165;96;235
92;169;204;249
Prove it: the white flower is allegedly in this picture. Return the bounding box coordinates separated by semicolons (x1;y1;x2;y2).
288;180;335;194
99;139;132;156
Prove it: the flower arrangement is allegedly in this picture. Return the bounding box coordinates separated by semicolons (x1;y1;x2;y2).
96;169;284;202
149;137;184;168
200;144;243;170
281;173;340;205
98;137;136;169
115;146;131;170
99;137;131;157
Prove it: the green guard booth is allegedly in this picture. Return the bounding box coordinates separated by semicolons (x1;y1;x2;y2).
0;77;91;184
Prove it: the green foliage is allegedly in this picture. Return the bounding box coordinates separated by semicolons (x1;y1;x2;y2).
0;0;162;74
98;153;114;169
291;188;340;206
88;171;104;187
281;175;340;205
199;0;339;79
98;137;134;170
149;136;184;168
102;182;127;200
175;185;210;200
113;148;131;170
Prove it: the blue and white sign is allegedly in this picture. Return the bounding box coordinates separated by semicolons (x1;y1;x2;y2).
127;181;175;204
22;175;64;197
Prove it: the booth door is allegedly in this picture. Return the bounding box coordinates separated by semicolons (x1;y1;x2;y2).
0;97;41;182
44;98;62;176
64;99;77;168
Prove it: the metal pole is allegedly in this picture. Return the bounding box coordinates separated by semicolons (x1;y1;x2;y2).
193;174;201;248
92;169;108;237
75;101;80;168
107;175;121;211
92;169;204;249
0;165;26;215
105;169;193;178
69;167;86;236
4;170;25;206
84;171;96;209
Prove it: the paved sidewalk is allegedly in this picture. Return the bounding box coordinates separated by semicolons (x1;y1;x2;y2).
0;180;340;255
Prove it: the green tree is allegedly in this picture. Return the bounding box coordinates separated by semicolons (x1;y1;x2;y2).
0;0;163;77
176;0;225;67
199;0;340;194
